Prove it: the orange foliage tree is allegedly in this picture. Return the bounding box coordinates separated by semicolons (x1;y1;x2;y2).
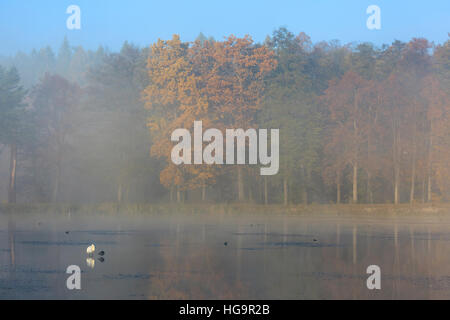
143;35;276;202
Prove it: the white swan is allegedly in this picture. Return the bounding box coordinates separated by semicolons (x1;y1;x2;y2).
86;244;96;255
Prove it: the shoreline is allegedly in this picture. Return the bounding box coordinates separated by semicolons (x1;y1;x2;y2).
1;203;450;217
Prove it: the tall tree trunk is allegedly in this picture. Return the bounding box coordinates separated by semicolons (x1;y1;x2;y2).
53;145;63;203
264;176;268;205
176;187;181;203
8;144;17;204
353;161;358;203
366;106;377;204
301;166;308;205
410;106;417;205
283;178;288;206
367;172;373;204
366;123;372;204
353;115;359;204
427;126;433;202
410;156;416;205
336;170;341;204
237;166;244;201
394;167;400;205
422;179;426;203
392;118;400;205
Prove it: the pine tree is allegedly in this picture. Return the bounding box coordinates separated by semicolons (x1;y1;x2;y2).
0;66;27;203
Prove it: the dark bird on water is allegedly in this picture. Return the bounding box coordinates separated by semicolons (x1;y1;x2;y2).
313;239;318;242
98;257;105;263
98;251;105;256
224;242;228;246
65;231;70;235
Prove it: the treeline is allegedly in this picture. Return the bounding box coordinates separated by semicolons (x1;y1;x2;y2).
0;29;449;205
0;37;107;88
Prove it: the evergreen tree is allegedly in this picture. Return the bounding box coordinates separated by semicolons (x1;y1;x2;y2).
0;66;27;203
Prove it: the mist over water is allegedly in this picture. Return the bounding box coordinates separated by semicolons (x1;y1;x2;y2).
1;212;450;300
0;2;449;302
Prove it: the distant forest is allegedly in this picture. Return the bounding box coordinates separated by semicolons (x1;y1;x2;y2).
0;29;449;205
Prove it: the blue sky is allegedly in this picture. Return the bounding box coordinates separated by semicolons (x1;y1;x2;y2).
0;0;448;56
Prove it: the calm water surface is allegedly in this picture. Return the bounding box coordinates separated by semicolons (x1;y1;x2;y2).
1;212;450;299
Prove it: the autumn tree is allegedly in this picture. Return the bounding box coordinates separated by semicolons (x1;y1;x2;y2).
205;35;276;201
144;35;276;202
323;71;369;203
143;35;208;201
322;126;347;204
422;75;450;201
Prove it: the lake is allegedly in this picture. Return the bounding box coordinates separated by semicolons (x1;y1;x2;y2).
1;212;450;299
